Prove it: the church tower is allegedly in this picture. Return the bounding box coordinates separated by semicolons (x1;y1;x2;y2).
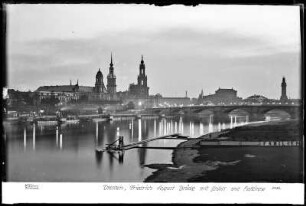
94;68;106;93
138;55;147;87
137;55;149;97
280;77;288;102
107;53;117;94
128;55;149;98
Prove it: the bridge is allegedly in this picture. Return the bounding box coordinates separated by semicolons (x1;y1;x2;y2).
143;104;301;121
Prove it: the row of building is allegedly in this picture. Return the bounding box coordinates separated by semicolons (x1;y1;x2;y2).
5;55;299;110
35;54;151;105
34;54;198;108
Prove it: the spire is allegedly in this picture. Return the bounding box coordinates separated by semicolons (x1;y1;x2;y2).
110;52;113;66
77;79;79;85
141;55;144;64
70;80;72;86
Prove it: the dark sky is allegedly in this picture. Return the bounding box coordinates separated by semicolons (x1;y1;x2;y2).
6;4;301;99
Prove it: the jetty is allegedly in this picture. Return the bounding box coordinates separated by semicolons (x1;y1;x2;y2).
96;133;191;152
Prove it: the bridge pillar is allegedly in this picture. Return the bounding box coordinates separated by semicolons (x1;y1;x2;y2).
230;115;233;128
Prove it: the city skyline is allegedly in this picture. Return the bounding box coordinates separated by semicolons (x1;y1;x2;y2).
6;4;301;99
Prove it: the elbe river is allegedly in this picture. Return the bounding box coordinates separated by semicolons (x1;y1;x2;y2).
3;111;290;182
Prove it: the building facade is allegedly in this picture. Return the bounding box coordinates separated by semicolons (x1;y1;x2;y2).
36;82;82;103
197;88;243;105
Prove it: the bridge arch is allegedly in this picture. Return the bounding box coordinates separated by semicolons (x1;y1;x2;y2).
263;109;291;121
227;108;250;116
222;107;251;115
196;109;214;116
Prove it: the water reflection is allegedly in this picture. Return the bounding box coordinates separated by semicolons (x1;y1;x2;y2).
131;119;134;140
59;134;63;150
154;119;157;137
95;150;103;166
138;119;142;141
96;122;98;141
56;126;58;147
32;124;35;150
119;151;124;164
5;112;254;182
23;127;26;151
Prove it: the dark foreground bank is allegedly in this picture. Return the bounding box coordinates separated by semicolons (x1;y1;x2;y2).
144;120;304;182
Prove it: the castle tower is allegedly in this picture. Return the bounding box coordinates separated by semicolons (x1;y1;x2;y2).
280;77;288;102
138;55;147;87
94;68;106;93
107;53;117;94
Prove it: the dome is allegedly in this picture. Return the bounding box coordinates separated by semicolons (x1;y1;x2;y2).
96;69;103;78
245;95;268;103
246;95;268;101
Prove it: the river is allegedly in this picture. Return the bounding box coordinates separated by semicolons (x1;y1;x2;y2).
4;113;256;182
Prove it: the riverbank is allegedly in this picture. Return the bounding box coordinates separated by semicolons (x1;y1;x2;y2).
144;119;303;182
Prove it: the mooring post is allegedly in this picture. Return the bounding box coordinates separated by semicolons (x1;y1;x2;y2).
118;136;124;150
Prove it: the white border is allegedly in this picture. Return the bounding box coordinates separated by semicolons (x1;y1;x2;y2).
2;182;305;204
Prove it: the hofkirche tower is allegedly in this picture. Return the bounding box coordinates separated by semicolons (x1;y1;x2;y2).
107;53;117;94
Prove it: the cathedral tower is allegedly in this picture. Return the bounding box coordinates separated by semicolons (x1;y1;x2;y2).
107;53;117;94
280;77;288;102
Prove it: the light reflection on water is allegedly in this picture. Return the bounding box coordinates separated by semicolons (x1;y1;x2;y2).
5;114;250;182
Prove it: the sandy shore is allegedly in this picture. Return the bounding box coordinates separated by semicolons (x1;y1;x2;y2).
144;119;303;182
